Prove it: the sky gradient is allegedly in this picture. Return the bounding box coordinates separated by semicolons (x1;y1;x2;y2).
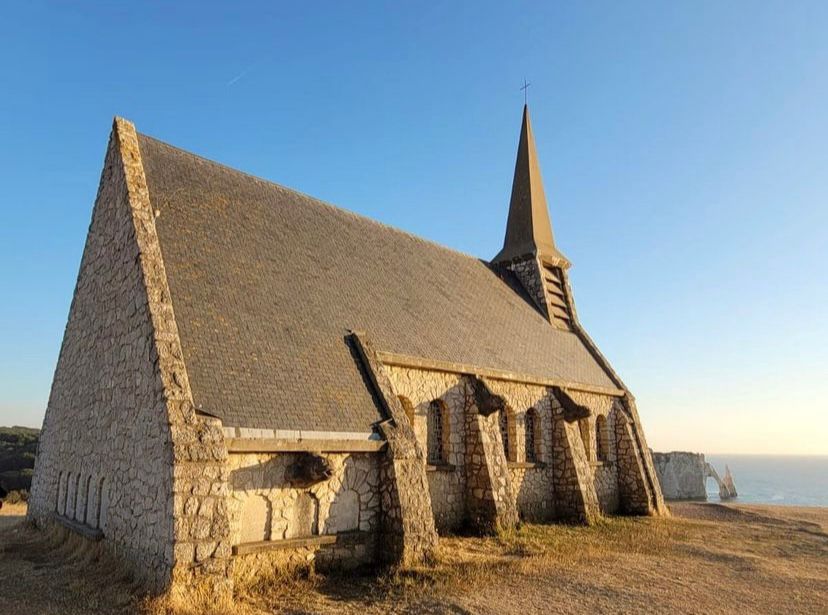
1;2;826;454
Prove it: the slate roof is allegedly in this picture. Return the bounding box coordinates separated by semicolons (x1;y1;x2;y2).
138;134;616;432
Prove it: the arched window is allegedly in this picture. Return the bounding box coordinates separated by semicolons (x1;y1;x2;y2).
596;415;610;462
427;400;448;464
398;395;415;426
525;408;539;463
499;408;515;462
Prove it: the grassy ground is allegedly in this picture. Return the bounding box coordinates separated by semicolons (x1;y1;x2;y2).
2;502;826;614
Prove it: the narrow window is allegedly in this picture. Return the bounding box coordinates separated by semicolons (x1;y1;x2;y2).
525;408;538;463
596;415;610;462
427;400;448;464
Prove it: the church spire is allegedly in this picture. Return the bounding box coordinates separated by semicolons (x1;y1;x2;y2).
493;105;569;268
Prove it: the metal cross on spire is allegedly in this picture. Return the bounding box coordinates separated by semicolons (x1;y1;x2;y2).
520;78;531;105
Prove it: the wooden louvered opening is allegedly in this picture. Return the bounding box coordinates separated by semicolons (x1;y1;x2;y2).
541;263;572;330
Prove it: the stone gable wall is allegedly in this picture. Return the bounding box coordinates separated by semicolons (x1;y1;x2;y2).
28;125;177;590
29;119;233;594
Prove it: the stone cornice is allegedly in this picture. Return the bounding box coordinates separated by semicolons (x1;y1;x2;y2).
375;350;625;398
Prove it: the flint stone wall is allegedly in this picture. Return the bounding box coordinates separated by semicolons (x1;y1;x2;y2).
385;368;466;532
28;123;177;590
565;391;619;514
227;452;379;568
28;119;232;594
385;367;624;527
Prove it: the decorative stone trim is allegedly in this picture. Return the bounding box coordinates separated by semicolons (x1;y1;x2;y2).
590;461;613;469
426;463;456;473
223;427;379;441
376;351;624;398
507;462;545;470
226;439;386;454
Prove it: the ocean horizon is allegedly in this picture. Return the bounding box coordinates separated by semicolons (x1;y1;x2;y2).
703;454;828;508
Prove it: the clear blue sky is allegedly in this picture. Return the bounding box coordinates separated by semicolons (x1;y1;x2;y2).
1;2;826;454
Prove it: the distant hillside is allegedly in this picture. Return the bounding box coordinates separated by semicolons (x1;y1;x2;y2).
0;425;39;495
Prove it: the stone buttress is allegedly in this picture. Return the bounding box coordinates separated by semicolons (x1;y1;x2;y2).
349;332;439;565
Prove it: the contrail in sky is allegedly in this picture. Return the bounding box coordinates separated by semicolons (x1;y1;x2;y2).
226;66;253;87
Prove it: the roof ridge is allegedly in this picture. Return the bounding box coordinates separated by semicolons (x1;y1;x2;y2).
137;132;493;267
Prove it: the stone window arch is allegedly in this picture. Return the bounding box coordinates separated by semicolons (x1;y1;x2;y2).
398;395;415;426
427;399;449;464
525;408;539;463
596;414;610;462
499;407;516;462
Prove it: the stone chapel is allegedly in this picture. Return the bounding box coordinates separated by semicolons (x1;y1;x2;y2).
29;105;666;593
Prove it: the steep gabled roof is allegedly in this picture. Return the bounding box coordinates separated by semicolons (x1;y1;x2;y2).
138;133;615;432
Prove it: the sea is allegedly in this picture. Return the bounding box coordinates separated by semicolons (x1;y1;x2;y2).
704;455;828;507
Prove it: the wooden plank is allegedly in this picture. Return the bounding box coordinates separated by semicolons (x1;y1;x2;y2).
226;438;386;454
233;531;372;556
233;534;339;555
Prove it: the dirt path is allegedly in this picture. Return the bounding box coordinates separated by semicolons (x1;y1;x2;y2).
1;503;826;614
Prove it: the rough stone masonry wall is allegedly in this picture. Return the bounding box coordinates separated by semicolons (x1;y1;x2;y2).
565;390;620;514
227;452;379;569
385;367;624;527
463;396;520;532
484;380;556;522
27;125;176;590
549;395;601;524
504;256;549;319
385;367;466;532
349;333;438;566
28;119;231;594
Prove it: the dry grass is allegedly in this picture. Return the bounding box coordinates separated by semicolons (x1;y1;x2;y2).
2;503;827;614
